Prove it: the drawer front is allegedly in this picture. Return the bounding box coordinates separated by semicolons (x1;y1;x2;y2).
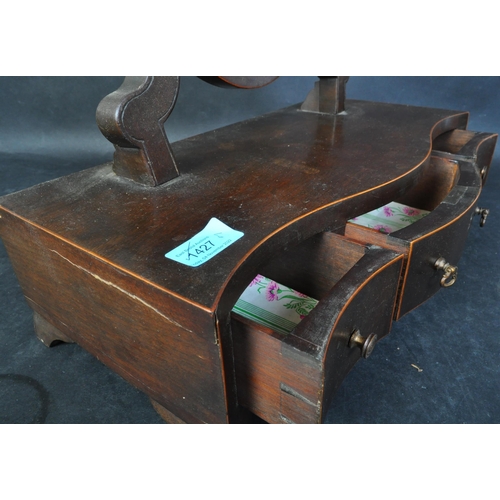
394;129;496;316
345;155;484;320
288;245;404;422
392;157;482;318
398;199;478;316
232;237;404;424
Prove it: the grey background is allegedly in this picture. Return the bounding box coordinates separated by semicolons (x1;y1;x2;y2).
0;76;499;423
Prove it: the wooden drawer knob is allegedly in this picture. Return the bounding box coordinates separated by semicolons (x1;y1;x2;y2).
349;329;377;359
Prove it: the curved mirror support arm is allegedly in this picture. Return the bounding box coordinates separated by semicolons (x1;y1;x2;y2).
96;76;180;187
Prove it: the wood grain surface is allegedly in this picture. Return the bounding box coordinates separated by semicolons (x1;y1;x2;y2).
0;96;478;423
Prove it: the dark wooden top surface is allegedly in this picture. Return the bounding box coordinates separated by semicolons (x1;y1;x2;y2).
0;100;468;311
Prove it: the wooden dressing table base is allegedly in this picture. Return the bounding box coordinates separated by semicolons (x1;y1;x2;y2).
0;77;496;423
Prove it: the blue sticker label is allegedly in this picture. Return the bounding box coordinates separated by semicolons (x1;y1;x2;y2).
165;218;244;267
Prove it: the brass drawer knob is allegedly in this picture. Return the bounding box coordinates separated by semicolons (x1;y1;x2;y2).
480;166;488;181
434;257;458;287
349;329;377;359
475;207;489;227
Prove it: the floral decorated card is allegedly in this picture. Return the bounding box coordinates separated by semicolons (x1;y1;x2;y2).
232;275;318;334
348;201;429;234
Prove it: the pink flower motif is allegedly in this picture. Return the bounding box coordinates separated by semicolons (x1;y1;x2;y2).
265;281;280;301
383;206;394;217
249;274;263;287
373;224;392;234
403;206;420;216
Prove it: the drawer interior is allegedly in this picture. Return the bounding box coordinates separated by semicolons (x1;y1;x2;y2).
393;156;460;212
231;232;366;336
230;232;402;423
346;156;460;239
259;231;366;301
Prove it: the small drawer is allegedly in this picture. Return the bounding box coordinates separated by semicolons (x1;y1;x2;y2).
344;154;483;319
231;232;403;424
432;129;497;186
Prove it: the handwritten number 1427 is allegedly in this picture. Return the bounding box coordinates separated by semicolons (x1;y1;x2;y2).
187;241;215;261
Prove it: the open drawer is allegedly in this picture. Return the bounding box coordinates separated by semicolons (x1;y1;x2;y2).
344;130;496;319
231;232;403;424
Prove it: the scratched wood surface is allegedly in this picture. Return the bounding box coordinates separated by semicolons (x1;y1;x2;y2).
0;100;468;314
0;212;226;423
0;98;474;423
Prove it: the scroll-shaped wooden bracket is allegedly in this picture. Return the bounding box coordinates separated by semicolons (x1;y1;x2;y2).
96;76;180;187
301;76;349;114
